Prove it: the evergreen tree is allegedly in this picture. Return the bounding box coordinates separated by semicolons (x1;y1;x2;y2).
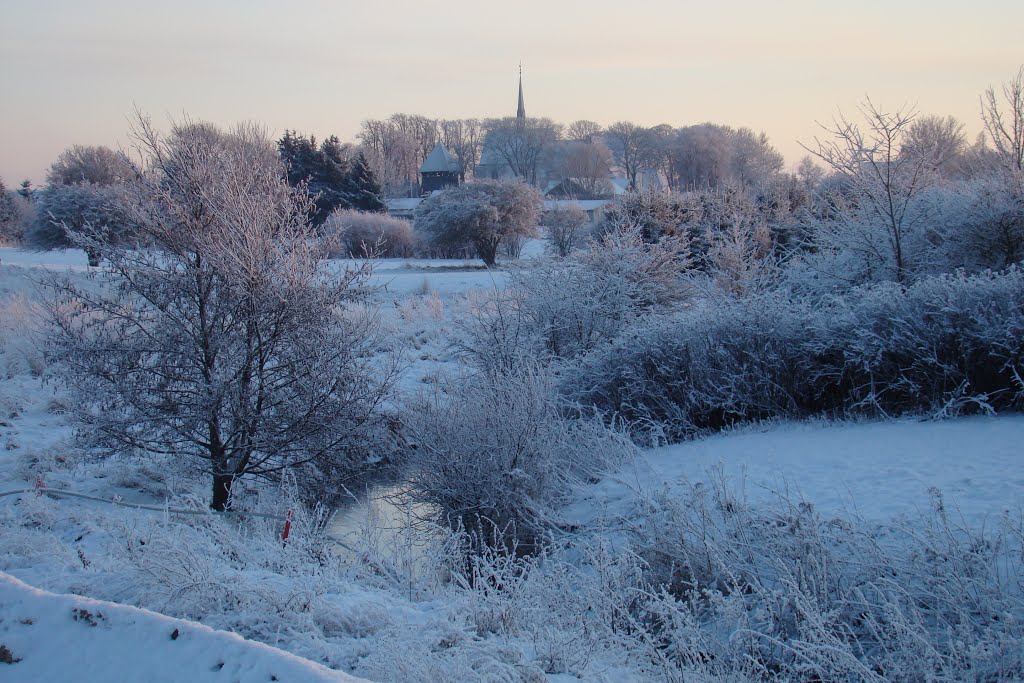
277;131;354;227
0;177;20;243
0;178;16;224
344;152;386;213
18;180;33;201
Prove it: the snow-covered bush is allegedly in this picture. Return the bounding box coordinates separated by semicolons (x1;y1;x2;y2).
433;479;1024;681
599;188;693;243
704;219;780;298
952;177;1024;270
454;286;535;378
0;177;32;246
324;209;416;258
400;365;634;553
517;227;691;359
542;203;589;256
570;268;1024;442
457;225;692;372
605;481;1024;681
24;183;128;253
0;293;47;378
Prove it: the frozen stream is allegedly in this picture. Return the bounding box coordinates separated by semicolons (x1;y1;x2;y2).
327;484;443;587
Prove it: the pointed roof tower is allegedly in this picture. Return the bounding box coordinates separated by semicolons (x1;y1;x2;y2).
516;63;526;121
420;143;461;173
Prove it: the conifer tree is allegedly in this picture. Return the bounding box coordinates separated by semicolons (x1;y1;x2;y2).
344;152;386;213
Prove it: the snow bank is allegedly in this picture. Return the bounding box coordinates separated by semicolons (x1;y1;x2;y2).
0;571;368;682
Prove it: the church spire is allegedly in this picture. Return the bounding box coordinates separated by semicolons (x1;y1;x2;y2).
516;63;526;121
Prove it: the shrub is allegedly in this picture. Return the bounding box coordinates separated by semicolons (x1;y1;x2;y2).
509;226;693;361
542;203;589;257
324;209;416;258
568;268;1024;442
400;365;633;553
0;293;46;378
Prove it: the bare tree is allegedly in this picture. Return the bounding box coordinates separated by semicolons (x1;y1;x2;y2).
47;115;393;511
359;116;424;197
673;123;734;190
981;65;1024;175
605;121;652;190
483;117;562;185
902;115;968;177
731;128;784;189
806;100;939;283
566;119;603;143
672;124;783;191
555;141;613;199
645;123;679;190
439;118;484;182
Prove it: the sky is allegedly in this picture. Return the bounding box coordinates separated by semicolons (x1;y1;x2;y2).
2;0;1022;185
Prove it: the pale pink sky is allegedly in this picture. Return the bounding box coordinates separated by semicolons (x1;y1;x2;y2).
2;0;1021;185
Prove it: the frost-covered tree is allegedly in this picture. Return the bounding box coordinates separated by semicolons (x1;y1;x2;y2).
901;115;968;178
482;117;561;185
605;121;655;190
46;145;131;186
806;100;941;284
414;180;542;266
951;177;1024;269
47;116;392;511
566;119;603;143
552;141;613;199
27;182;127;258
543;203;589;257
671;123;784;191
981;65;1024;177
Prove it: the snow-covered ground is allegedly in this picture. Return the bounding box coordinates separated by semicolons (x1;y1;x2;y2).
0;571;366;682
2;247;1023;681
570;416;1024;532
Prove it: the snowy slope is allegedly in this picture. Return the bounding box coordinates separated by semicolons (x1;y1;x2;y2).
0;571;368;682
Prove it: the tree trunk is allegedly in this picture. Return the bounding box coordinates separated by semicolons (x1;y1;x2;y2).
478;240;498;267
211;472;233;511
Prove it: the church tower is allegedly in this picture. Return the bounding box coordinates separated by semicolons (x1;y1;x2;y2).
516;64;526;121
